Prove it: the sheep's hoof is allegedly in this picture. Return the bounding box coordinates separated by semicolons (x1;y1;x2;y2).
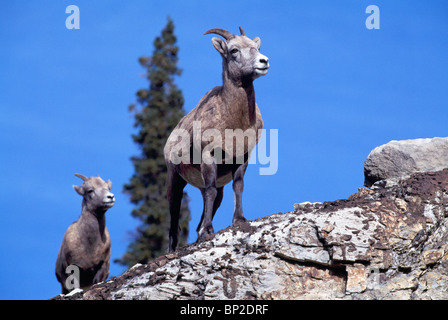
233;217;254;233
196;232;215;244
196;225;215;243
233;216;247;226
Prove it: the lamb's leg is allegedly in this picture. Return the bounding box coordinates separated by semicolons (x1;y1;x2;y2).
62;285;69;295
167;165;187;253
93;260;109;285
197;162;218;240
232;161;248;226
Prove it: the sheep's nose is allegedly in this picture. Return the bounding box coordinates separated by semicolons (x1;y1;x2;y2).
259;57;269;64
107;193;115;200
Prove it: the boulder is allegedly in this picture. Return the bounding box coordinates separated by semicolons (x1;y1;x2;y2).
364;137;448;187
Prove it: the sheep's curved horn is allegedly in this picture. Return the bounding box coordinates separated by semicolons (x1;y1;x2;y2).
203;28;235;41
74;173;88;181
239;26;246;36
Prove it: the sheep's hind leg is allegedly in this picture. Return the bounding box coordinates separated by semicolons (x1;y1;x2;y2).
212;186;224;220
232;161;248;226
197;162;218;241
167;166;187;253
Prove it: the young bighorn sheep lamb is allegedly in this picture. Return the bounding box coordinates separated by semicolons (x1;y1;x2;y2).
55;173;115;294
164;26;269;252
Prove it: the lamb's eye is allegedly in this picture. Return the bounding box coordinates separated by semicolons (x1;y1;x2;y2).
231;48;239;54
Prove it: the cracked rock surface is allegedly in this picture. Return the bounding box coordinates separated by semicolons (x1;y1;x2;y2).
53;169;448;300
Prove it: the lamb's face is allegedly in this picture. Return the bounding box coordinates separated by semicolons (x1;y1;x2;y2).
74;175;115;212
226;36;269;81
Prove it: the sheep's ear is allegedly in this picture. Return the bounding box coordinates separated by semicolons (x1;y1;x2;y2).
73;185;84;196
211;37;228;57
106;180;112;190
252;37;261;50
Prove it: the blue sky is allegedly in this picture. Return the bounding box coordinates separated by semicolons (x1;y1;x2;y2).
1;1;447;299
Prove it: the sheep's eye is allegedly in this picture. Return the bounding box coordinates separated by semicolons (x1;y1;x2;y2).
230;48;239;54
87;189;94;194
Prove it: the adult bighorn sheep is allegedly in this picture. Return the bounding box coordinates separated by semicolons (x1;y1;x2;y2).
55;174;115;294
164;26;269;252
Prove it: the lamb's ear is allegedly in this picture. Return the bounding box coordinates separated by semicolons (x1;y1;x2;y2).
253;37;261;50
106;180;112;190
211;37;228;57
73;185;84;196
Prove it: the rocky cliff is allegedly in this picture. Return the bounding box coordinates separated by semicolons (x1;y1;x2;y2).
54;138;448;300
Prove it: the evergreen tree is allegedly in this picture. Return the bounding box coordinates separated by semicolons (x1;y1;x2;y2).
116;18;190;267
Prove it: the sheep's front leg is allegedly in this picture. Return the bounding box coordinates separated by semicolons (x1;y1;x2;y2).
232;161;248;226
197;162;218;240
197;186;223;235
